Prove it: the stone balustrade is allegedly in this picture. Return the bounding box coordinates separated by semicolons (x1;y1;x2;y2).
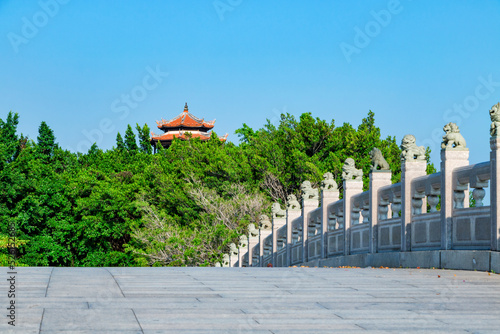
221;106;500;272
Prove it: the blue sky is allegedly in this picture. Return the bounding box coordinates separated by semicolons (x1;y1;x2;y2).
1;0;500;166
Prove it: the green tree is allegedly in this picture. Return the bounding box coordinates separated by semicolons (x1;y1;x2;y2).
115;132;125;151
0;112;21;165
124;124;138;152
37;121;56;156
136;123;152;154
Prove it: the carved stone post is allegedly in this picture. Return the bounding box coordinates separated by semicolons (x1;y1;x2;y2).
229;243;239;267
259;230;272;267
369;170;392;253
399;134;428;252
286;207;301;267
247;225;259;267
301;198;319;263
401;160;427;252
491;136;500;251
258;216;273;267
343;179;363;256
440;149;469;250
321;189;339;258
341;158;364;256
237;235;248;267
272;217;286;266
297;181;319;263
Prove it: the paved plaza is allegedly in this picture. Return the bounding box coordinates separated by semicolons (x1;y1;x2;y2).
0;267;499;333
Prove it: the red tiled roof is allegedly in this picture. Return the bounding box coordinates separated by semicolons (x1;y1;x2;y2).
156;103;215;129
151;132;228;142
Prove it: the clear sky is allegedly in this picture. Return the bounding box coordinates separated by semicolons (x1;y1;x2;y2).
1;0;500;166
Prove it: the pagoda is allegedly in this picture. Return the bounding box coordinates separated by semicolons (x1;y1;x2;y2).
150;103;228;150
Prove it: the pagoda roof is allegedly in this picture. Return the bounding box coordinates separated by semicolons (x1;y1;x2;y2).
151;131;228;142
156;103;216;130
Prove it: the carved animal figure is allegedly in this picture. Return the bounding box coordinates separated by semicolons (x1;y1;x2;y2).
259;215;272;230
238;235;248;248
369;148;390;170
400;134;426;161
342;158;363;180
490;102;500;136
321;172;338;190
287;194;301;210
300;180;319;200
248;223;259;237
229;243;238;256
441;122;466;149
271;202;286;218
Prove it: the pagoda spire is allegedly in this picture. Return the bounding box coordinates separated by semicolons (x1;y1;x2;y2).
184;102;188;112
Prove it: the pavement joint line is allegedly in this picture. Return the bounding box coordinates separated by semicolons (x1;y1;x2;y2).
355;323;367;330
106;268;125;297
316;302;328;310
38;308;45;334
44;268;54;297
131;308;145;334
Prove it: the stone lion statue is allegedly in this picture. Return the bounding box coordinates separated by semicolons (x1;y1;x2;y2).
490;102;500;137
300;180;319;201
400;134;426;161
238;235;248;248
271;202;286;218
342;158;363;180
441;122;466;149
259;214;272;230
248;223;259;237
369;148;390;171
229;243;238;256
321;172;338;190
287;194;301;210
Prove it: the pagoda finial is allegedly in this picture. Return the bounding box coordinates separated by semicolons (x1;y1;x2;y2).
184;102;188;112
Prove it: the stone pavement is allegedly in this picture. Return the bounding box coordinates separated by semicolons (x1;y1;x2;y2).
0;267;499;333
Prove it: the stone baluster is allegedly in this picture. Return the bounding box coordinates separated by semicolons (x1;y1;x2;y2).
400;134;428;252
247;223;259;267
229;243;239;267
320;177;339;258
491;133;500;251
427;191;440;213
391;192;401;218
440;146;469;250
369;170;392;253
286;204;301;268
237;235;248;267
343;180;363;256
300;181;319;263
272;215;286;267
259;230;272;267
257;215;272;267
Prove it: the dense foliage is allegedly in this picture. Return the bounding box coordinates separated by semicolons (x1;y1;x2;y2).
0;110;420;267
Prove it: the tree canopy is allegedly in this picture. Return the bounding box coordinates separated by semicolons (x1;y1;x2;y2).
0;110;423;267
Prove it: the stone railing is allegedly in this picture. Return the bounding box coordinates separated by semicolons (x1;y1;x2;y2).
219;106;500;272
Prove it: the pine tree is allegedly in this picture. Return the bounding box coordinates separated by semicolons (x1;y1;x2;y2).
124;124;138;152
0;111;20;164
37;121;56;156
136;123;152;154
116;132;125;151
